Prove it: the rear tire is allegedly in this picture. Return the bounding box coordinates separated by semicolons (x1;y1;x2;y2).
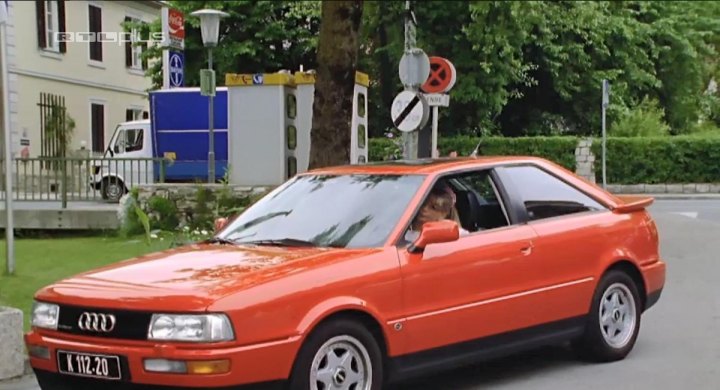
573;270;642;362
289;319;384;390
101;178;126;203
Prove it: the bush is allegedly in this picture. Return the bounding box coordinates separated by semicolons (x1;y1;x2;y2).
591;136;720;184
188;187;216;231
369;135;579;170
147;196;180;231
610;98;671;137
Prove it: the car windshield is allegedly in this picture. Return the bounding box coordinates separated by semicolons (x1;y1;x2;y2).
218;174;425;248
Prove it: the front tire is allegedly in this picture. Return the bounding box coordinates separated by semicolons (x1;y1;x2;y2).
289;319;384;390
573;270;642;362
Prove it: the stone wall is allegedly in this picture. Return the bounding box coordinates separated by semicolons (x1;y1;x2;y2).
129;183;272;227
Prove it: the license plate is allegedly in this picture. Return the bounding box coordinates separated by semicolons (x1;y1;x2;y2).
57;350;122;380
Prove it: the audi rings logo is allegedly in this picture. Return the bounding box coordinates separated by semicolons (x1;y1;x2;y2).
78;312;116;333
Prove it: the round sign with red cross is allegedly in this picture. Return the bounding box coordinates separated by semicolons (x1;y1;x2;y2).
421;57;457;94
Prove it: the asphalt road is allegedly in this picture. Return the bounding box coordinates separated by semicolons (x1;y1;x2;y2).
2;199;719;390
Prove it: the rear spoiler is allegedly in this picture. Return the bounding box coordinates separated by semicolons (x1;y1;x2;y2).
612;195;655;214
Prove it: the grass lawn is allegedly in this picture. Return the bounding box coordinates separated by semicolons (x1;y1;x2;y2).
0;236;170;331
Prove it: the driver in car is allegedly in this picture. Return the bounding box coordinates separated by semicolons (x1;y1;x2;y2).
405;181;469;243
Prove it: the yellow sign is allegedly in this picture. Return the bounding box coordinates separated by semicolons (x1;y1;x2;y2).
355;71;370;87
225;73;295;87
225;71;370;87
163;152;176;161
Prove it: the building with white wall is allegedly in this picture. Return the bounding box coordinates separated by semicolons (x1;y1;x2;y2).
4;0;162;158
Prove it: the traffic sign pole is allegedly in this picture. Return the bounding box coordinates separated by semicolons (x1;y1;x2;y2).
207;47;215;183
431;106;439;158
402;0;418;160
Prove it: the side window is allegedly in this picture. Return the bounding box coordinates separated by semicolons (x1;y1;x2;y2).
503;165;606;221
113;129;126;153
125;129;144;152
401;170;510;246
451;170;510;231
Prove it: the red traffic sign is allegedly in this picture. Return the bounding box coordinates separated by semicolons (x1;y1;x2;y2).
421;57;457;94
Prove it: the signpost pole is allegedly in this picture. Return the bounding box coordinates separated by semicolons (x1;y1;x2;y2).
1;12;15;275
402;1;417;160
431;106;439;158
602;79;609;189
208;47;215;183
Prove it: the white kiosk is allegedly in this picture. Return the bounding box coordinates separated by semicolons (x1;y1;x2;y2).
226;71;370;186
226;72;298;186
294;71;369;169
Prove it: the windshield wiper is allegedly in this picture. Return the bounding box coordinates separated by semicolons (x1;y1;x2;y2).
238;238;319;247
204;237;238;245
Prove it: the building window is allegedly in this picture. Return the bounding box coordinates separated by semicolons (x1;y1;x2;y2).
91;103;105;153
36;1;66;53
124;17;146;70
125;108;146;121
88;4;103;62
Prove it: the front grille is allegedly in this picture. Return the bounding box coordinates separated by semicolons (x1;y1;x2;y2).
57;304;153;341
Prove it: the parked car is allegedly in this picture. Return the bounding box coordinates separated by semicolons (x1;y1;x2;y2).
26;156;665;390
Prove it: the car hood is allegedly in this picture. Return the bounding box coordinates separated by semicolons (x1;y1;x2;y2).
35;244;374;311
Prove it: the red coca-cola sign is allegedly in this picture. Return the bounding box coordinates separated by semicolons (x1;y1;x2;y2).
168;9;184;40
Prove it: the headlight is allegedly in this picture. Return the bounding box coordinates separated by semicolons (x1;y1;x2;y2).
147;314;234;342
31;301;60;330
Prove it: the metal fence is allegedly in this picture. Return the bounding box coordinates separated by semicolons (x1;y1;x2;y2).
0;157;167;207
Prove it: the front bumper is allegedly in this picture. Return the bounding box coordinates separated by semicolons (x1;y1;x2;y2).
25;331;300;388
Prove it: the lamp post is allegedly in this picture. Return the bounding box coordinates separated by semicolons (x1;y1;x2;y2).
190;9;228;183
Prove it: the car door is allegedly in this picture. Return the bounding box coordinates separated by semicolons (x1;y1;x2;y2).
397;169;543;354
494;163;615;323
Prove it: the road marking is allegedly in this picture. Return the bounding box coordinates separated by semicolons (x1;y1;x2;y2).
671;212;699;219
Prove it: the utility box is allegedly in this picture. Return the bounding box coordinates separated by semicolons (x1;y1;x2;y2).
226;73;298;186
293;71;370;169
225;71;370;186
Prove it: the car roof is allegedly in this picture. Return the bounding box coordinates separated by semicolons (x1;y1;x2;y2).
305;156;549;176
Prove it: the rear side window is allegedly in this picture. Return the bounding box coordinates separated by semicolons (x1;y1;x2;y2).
502;165;606;221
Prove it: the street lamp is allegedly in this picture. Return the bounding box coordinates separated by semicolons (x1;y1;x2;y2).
190;9;228;183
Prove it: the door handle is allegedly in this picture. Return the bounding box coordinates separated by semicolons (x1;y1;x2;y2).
520;243;534;256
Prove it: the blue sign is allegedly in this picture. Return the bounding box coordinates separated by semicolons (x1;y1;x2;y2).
169;51;184;88
252;74;264;85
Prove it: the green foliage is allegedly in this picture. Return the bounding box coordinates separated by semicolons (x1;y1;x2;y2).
610;98;671;137
189;187;216;231
133;204;151;245
362;1;720;136
146;196;180;231
145;1;321;90
591;136;720;184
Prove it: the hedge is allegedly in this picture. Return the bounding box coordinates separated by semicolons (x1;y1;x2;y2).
369;136;579;170
369;135;720;184
591;136;720;184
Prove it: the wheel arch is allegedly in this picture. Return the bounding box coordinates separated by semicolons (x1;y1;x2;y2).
602;260;647;311
296;299;392;358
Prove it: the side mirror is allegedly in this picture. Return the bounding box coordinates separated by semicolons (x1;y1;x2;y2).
408;220;459;254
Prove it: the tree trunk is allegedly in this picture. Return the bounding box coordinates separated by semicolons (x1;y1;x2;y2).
309;1;363;169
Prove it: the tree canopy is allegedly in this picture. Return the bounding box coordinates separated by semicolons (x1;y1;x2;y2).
144;1;720;137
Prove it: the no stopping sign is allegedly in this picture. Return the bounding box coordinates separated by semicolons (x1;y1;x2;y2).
421;57;457;94
391;91;430;132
